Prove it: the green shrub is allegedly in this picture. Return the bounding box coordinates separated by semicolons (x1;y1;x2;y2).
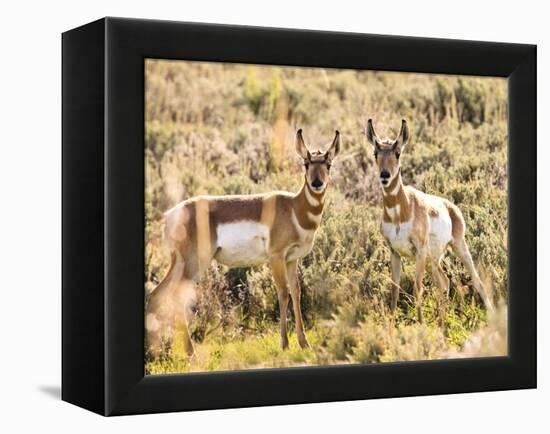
144;60;508;374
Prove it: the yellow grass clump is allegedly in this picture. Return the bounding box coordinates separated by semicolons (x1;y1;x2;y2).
145;60;508;374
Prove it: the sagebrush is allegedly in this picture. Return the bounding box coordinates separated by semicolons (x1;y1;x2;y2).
145;60;508;374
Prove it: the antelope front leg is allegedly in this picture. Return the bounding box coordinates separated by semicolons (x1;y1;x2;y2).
390;251;401;313
414;247;428;323
287;259;309;349
270;257;290;350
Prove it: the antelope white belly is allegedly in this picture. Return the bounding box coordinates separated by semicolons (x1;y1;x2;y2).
382;220;414;257
215;221;270;268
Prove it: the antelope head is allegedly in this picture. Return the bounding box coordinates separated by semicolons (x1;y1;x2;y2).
366;119;409;186
296;129;340;193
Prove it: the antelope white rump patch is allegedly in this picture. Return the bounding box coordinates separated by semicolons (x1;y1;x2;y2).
423;194;453;256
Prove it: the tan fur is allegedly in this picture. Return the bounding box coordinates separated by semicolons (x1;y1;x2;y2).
146;130;340;356
444;200;465;239
195;199;212;273
367;119;493;323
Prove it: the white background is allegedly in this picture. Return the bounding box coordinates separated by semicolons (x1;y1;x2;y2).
0;0;546;431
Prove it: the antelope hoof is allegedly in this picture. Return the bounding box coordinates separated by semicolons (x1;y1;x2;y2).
183;339;195;357
298;336;310;349
281;337;289;350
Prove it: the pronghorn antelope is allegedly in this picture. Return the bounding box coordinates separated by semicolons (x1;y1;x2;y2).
366;119;493;323
146;129;340;356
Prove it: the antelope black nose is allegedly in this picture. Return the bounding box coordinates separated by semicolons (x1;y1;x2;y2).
312;179;323;188
380;170;390;179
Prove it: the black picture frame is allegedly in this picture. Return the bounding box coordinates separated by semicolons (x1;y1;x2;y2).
62;17;536;416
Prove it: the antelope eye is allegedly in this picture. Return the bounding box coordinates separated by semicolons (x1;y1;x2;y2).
395;152;400;159
326;163;332;170
374;152;378;160
304;162;309;169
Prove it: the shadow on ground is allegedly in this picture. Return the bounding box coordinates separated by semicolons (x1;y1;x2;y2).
38;385;61;400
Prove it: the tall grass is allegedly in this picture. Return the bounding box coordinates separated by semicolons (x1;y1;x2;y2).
144;60;508;374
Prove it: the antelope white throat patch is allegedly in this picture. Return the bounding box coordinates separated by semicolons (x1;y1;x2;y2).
307;211;322;225
305;186;321;207
215;221;270;268
385;204;401;222
384;181;401;196
287;209;316;261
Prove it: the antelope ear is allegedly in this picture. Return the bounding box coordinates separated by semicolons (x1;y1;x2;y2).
366;119;382;150
295;129;310;160
326;130;340;160
394;119;410;151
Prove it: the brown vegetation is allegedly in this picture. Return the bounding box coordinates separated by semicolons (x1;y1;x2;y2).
145;60;508;374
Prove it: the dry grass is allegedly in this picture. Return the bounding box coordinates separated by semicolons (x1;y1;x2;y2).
144;60;508;374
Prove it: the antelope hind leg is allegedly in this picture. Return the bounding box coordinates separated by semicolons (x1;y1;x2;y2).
414;248;428;323
430;259;450;328
452;237;494;312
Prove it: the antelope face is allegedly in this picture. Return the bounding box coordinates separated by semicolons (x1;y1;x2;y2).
366;119;409;187
296;129;340;193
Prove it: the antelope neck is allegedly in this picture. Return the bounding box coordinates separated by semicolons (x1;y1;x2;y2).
292;178;326;230
382;170;410;223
